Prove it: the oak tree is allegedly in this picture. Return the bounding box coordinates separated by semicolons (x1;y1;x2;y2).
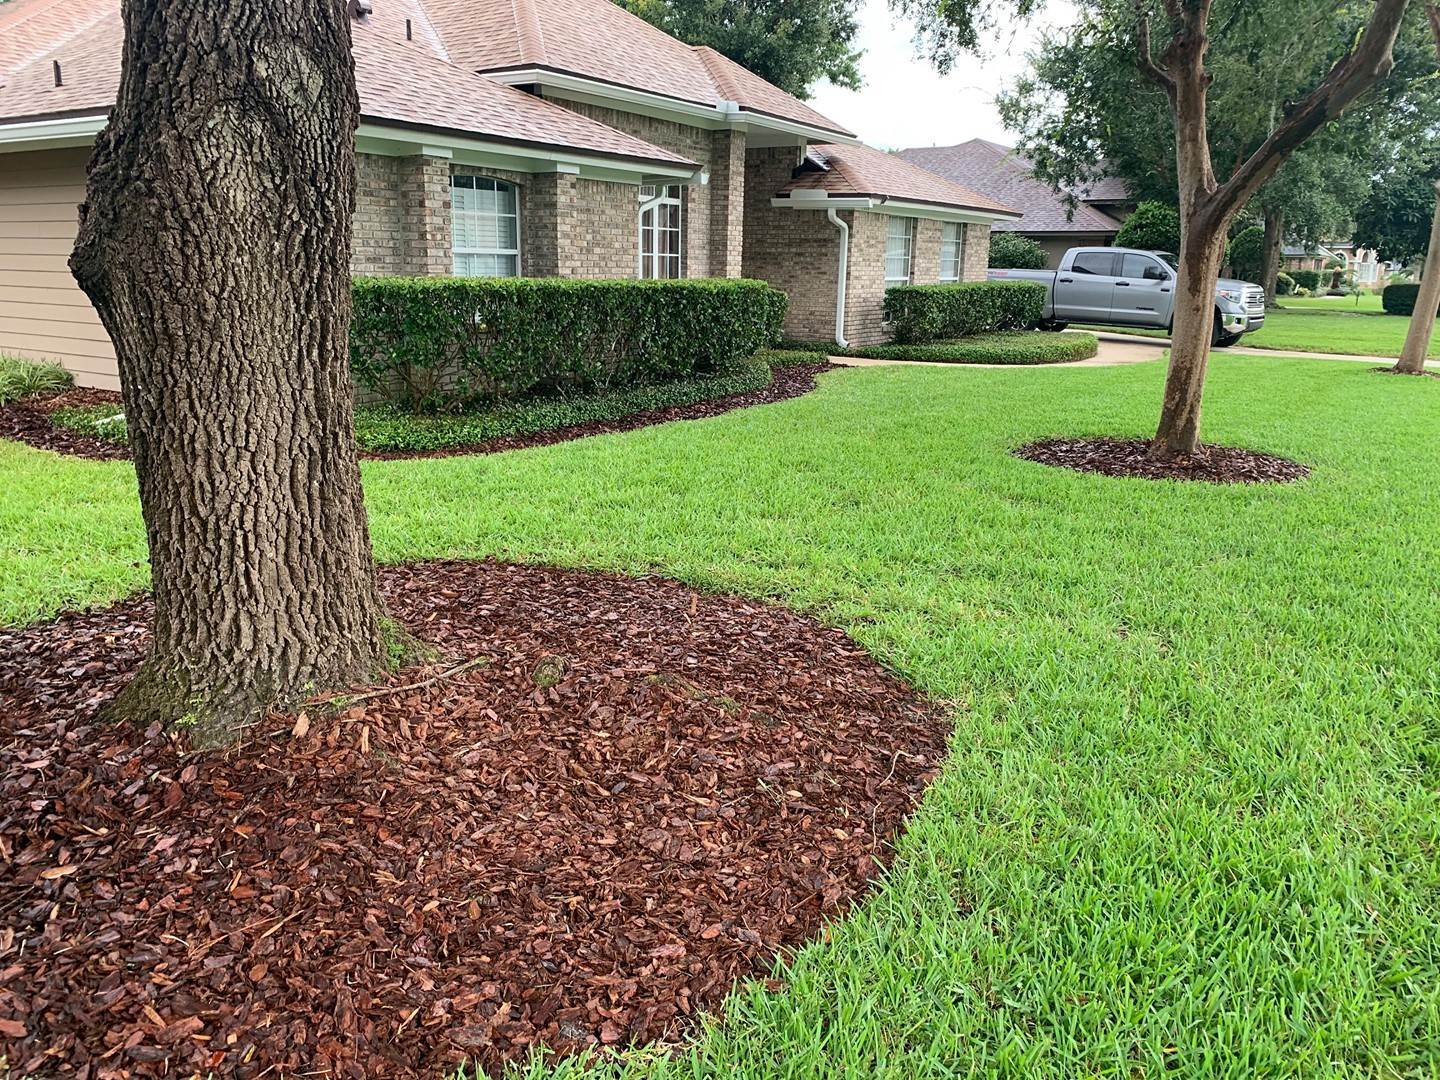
71;0;394;745
1394;2;1440;374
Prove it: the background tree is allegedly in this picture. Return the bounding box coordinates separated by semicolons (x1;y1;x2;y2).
902;0;1416;459
71;0;394;745
1356;148;1440;264
617;0;863;97
1115;201;1182;252
1226;225;1265;282
988;232;1049;268
1395;2;1440;374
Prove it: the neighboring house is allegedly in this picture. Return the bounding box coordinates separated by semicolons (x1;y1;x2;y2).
0;0;1020;388
1283;240;1391;290
897;139;1132;270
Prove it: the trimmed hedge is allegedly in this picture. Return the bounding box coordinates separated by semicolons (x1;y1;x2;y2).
1382;283;1433;317
884;280;1047;345
1290;269;1322;292
988;233;1049;270
350;277;788;412
841;331;1098;366
353;352;778;452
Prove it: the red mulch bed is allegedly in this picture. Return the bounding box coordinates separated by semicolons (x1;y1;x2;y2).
1016;437;1310;484
0;560;946;1078
0;362;833;464
0;388;129;462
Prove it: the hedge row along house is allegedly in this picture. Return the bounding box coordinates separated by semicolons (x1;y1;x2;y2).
0;0;1022;389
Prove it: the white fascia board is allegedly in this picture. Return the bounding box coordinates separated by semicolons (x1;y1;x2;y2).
486;68;858;145
355;122;703;185
0;113;106;153
770;193;1018;225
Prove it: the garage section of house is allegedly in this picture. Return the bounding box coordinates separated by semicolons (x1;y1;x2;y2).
0;146;118;390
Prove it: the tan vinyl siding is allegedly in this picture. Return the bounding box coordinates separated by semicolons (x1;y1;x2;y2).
0;147;118;390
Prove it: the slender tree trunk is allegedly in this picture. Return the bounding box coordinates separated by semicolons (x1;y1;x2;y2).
1261;206;1284;308
1396;6;1440;375
71;0;392;746
1395;183;1440;375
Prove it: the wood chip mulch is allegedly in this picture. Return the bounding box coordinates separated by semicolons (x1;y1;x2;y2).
0;560;947;1078
1372;365;1440;380
1015;437;1310;484
0;388;129;462
0;362;833;464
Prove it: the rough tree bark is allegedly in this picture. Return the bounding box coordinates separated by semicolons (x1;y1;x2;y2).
1394;3;1440;375
1136;0;1412;460
1261;205;1284;308
71;0;393;746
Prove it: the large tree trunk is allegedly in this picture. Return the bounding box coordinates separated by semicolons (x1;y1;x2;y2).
71;0;392;746
1154;219;1228;457
1261;206;1283;308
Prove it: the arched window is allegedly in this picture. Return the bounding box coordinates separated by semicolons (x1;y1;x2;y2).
451;175;519;276
638;184;682;279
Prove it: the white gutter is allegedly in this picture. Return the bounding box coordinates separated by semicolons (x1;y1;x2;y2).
0;113;107;152
772;192;1020;226
827;208;850;349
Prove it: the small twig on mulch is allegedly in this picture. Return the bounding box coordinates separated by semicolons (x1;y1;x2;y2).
1015;437;1310;484
306;655;491;710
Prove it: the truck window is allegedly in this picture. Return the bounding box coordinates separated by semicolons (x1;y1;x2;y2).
1071;252;1118;276
1120;253;1168;281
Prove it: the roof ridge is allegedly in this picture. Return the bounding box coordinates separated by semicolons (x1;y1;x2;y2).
692;45;741;102
512;0;548;65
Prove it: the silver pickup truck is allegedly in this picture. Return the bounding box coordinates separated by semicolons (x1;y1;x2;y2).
988;247;1266;347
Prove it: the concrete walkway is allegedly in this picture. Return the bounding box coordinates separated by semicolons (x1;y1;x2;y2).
830;330;1414;371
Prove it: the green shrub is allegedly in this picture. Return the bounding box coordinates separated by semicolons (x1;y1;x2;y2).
353;352;777;452
0;355;72;406
841;331;1097;365
884;280;1047;345
1115;202;1181;254
1382;283;1432;317
988;233;1049;270
350;277;787;413
52;403;128;443
1291;269;1322;292
1227;225;1265;281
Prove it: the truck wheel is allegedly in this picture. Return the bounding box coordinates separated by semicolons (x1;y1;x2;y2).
1037;320;1069;333
1210;312;1224;346
1214;333;1241;349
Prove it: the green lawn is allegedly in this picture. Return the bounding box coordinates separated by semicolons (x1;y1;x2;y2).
1277;292;1388;313
4;356;1439;1079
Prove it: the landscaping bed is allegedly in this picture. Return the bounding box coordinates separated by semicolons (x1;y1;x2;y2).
0;560;947;1077
1016;436;1311;484
0;353;832;463
838;331;1099;365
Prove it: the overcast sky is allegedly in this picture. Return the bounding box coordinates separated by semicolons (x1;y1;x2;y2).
808;0;1081;151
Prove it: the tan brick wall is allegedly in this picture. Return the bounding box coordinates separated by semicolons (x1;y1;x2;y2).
913;218;943;286
353;153;405;276
741;145;843;342
548;98;747;279
963;224;990;280
842;210;895;346
563;177;636;278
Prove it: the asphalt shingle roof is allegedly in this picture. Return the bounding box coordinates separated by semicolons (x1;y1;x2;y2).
778;144;1021;217
896;139;1124;234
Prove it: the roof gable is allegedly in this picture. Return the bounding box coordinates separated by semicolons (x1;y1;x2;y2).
778;143;1021;218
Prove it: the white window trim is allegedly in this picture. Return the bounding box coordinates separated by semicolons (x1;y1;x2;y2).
885;215;914;286
638;184;683;279
939;221;965;282
451;174;521;277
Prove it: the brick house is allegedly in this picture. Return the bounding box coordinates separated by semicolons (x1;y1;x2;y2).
0;0;1020;390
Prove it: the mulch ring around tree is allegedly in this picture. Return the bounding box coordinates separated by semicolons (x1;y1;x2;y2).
0;560;948;1078
1372;365;1440;380
1015;437;1310;484
0;362;834;464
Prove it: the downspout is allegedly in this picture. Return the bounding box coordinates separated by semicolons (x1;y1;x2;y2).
827;208;850;348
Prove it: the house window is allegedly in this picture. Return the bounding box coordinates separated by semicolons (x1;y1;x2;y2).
639;184;682;279
939;222;966;281
885;216;914;285
452;175;519;277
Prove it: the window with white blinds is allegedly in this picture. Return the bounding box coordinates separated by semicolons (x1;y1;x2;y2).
939;222;965;281
451;175;519;277
885;216;913;284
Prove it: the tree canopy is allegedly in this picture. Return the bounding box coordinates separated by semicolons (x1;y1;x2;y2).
617;0;863;97
1355;145;1440;264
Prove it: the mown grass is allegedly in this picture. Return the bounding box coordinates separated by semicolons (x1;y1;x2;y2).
2;356;1439;1078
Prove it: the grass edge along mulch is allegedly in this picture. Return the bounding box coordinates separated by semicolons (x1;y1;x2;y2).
0;559;949;1078
1015;436;1311;484
0;358;834;464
